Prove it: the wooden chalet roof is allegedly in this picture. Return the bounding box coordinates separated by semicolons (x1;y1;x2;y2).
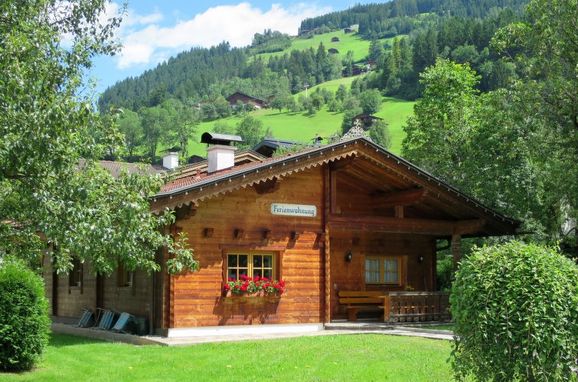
153;137;520;236
226;92;267;104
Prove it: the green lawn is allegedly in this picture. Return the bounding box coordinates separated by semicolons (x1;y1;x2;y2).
1;333;457;382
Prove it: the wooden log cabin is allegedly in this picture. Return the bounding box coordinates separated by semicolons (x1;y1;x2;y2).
44;134;519;336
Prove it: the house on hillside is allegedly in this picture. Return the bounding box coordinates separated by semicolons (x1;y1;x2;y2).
226;92;268;109
331;37;340;42
43;133;519;337
328;48;339;54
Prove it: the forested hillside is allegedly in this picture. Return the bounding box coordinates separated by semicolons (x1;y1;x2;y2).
99;0;528;112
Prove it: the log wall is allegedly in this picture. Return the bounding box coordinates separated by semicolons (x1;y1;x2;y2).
170;167;325;327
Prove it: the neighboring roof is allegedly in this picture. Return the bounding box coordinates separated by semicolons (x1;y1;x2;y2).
253;138;299;157
82;160;164;179
200;132;243;145
226;92;268;104
353;113;383;121
153;137;519;236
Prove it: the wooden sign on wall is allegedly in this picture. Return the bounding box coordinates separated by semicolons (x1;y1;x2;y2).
271;203;317;218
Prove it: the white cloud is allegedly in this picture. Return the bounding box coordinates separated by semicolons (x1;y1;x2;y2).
115;2;331;69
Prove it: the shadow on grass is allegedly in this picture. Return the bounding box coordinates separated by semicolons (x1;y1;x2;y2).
49;333;105;348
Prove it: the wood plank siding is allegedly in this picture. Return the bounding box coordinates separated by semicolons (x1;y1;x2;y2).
170;167;324;327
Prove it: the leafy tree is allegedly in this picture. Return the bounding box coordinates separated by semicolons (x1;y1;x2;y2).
140;105;169;160
161;99;198;157
369;120;391;149
335;84;348;102
451;241;578;382
359;89;383;115
270;97;286;112
403;59;479;181
236;116;264;149
212;121;235;134
118;109;142;158
0;1;196;274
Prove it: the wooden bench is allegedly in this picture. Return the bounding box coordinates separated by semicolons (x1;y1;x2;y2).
338;291;384;321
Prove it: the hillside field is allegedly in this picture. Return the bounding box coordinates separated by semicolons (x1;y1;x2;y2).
185;95;415;157
256;31;394;63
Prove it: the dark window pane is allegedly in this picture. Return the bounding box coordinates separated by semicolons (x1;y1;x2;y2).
263;256;272;267
228;255;237;267
239;255;248;267
228;270;237;280
253;255;262;267
253;269;262;278
239;269;248;277
264;269;272;279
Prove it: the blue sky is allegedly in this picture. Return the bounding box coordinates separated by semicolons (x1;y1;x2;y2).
89;1;378;95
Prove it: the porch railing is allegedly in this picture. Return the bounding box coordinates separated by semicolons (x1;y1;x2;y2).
383;291;450;322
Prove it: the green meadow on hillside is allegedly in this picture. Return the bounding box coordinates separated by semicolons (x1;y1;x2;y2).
256;31;392;63
186;94;415;157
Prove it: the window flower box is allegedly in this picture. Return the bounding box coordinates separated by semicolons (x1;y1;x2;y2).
223;275;285;297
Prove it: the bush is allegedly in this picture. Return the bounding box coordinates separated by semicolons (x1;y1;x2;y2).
0;259;50;372
451;241;578;382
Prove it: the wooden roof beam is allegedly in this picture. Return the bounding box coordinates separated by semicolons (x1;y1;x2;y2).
372;188;427;208
328;215;486;236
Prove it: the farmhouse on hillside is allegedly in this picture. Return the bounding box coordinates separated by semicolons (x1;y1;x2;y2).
43;134;519;336
226;91;268;109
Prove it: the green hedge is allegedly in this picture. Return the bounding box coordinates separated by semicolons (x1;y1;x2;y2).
0;259;50;372
451;241;578;382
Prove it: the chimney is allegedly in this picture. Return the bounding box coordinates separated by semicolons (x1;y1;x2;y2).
200;132;243;173
207;145;237;173
162;151;179;170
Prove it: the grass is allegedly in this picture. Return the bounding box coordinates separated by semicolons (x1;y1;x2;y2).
185;96;415;158
293;76;361;98
256;31;375;62
374;97;415;154
1;333;456;382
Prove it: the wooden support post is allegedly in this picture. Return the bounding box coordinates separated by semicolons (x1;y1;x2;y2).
324;166;332;323
451;234;462;269
383;294;391;322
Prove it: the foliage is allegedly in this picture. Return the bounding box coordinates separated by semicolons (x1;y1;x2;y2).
236;116;265;149
0;1;197;275
403;59;479;179
359;89;383;115
451;241;578;381
368;120;391;149
0;258;50;372
166;233;199;275
223;275;286;296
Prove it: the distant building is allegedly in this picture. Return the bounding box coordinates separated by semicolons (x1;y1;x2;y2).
328;48;339;54
331;37;340;42
226;92;268;109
